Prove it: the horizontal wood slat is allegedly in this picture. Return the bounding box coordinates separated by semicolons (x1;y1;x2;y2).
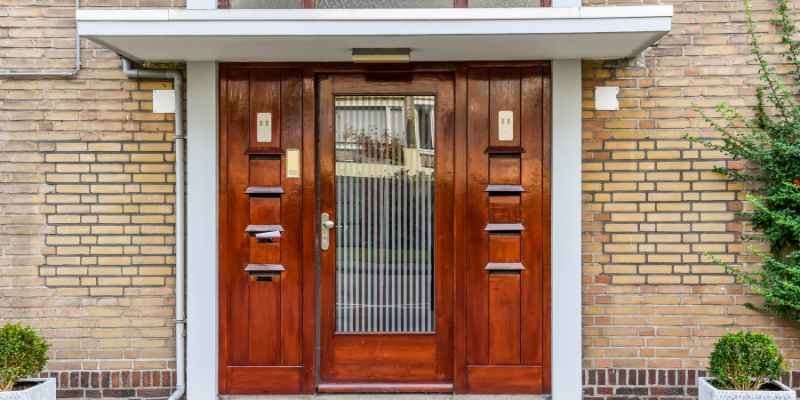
485;146;525;155
245;224;284;233
485;262;525;271
246;186;285;195
317;383;454;393
484;184;525;193
245;264;286;273
484;223;524;232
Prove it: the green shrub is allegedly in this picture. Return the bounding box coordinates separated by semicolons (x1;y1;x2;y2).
0;323;49;391
709;331;785;390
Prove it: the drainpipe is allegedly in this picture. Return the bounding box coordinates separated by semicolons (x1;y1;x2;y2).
121;58;186;400
0;0;81;78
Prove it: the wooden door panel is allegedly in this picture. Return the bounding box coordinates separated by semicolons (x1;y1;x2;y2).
318;73;455;387
219;67;310;394
463;66;551;394
465;365;543;394
219;62;550;396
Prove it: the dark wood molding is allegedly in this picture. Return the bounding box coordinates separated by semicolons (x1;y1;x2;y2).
219;62;552;395
317;383;454;393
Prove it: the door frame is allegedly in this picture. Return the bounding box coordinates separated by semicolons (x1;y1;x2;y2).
217;61;552;395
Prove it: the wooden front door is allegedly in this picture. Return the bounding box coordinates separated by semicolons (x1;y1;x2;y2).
219;63;550;395
317;73;455;391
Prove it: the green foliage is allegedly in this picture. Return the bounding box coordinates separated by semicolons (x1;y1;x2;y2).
0;323;49;392
709;332;785;390
689;0;800;321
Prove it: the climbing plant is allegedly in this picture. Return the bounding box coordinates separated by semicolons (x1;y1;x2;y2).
689;0;800;321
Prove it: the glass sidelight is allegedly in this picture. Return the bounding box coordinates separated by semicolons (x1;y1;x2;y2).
333;95;435;334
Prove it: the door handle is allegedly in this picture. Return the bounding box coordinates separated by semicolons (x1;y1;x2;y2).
321;212;335;251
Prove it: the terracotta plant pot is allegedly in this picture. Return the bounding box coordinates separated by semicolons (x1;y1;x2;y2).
0;378;56;400
699;377;797;400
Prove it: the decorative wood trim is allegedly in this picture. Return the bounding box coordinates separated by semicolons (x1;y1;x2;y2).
245;186;284;195
317;383;454;393
485;262;525;271
485;184;525;193
486;146;525;154
299;68;317;394
246;148;284;155
453;66;469;394
484;223;524;232
245;224;284;233
245;264;286;273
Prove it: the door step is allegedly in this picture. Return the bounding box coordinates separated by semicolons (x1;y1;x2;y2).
221;395;552;400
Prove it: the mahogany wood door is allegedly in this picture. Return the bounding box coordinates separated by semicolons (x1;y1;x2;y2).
219;63;549;395
457;66;551;394
218;67;315;394
317;73;455;391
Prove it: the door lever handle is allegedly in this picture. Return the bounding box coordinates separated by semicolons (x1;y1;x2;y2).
321;212;335;251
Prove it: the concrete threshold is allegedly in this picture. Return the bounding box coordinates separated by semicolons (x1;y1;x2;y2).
222;395;552;400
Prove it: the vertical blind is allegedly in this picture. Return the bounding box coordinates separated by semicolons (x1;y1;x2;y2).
335;96;436;334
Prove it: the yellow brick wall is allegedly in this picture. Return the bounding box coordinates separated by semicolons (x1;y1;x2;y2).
583;0;800;369
0;0;183;389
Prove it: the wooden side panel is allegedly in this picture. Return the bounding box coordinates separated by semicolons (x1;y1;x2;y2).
219;67;309;394
466;366;543;394
463;66;550;394
488;274;521;365
248;276;282;364
465;68;490;366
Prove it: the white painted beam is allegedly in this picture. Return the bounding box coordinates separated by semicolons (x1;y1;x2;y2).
551;59;583;400
186;61;219;400
76;6;671;62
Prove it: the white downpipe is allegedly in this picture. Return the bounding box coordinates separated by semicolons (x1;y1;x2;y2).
121;58;186;400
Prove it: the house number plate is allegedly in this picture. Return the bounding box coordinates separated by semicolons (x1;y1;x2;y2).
498;110;513;141
257;112;272;143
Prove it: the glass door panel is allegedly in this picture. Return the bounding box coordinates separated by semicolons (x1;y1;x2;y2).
334;95;436;334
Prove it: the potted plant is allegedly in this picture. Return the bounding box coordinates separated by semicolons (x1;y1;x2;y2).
699;331;795;400
0;323;54;400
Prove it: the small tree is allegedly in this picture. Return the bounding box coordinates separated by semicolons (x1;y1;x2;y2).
0;323;49;391
709;331;785;390
689;0;800;321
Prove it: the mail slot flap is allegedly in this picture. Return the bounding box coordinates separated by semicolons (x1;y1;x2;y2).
485;262;525;272
484;223;524;232
245;224;284;233
485;184;525;193
245;263;286;274
246;186;284;195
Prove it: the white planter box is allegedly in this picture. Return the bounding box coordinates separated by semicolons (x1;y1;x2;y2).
0;378;56;400
700;377;796;400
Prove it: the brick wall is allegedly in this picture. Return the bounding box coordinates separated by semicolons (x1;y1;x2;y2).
0;1;183;398
582;0;800;396
3;0;800;399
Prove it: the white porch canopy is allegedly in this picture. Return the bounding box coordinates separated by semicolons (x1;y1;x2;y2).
76;6;672;62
